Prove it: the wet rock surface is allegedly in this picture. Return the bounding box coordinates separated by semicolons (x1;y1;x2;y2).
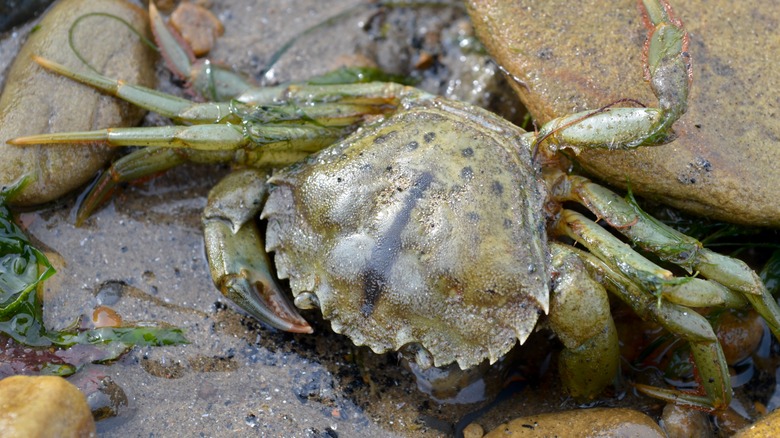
480;408;665;438
0;0;155;205
735;408;780;437
468;0;780;226
0;375;96;437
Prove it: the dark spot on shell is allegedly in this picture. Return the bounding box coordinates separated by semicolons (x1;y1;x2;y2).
467;212;480;222
373;130;397;144
407;141;419;151
461;147;474;157
423;132;436;143
386;165;393;172
503;218;512;228
336;177;343;183
491;181;504;195
461;166;473;181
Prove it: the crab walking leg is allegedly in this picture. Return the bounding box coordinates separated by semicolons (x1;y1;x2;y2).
13;120;348;221
556;209;738;308
533;0;689;151
8;57;419;129
548;243;620;401
566;246;731;410
202;168;312;333
547;168;780;340
8;58;424;220
76;147;186;225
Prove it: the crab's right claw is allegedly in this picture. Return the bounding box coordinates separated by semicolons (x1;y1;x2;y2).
203;169;312;333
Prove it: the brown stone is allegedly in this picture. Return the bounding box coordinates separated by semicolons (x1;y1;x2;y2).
0;375;95;437
483;408;665;437
468;0;780;226
0;0;155;206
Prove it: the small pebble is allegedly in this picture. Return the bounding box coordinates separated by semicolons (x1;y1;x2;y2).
463;422;485;438
169;2;224;57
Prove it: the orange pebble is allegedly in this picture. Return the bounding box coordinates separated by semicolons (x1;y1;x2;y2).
169;2;224;57
92;306;122;328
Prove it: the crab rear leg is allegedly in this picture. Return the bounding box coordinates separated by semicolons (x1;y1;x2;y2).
11;57;411;127
8;58;419;220
148;1;256;101
568;244;731;411
548;243;620;401
550;209;731;409
202;168;311;333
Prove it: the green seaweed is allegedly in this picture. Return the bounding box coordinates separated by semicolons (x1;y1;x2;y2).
0;177;186;376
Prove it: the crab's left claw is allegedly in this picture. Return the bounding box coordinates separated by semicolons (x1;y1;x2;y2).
203;169;312;333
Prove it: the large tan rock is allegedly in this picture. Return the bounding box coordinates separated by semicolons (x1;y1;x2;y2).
0;375;95;437
734;409;780;437
482;408;665;437
468;0;780;226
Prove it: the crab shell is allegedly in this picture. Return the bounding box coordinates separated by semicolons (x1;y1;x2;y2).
262;98;550;369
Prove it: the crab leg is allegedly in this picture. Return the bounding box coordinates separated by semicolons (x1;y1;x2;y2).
8;58;424;220
546;168;780;341
148;1;255;101
561;244;731;411
9;57;413;128
534;0;689;151
555;208;743;308
202;168;311;333
548;243;619;401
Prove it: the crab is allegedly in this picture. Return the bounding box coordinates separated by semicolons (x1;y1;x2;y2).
8;0;780;410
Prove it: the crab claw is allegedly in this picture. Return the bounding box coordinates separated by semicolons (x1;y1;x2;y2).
204;216;312;334
215;258;313;334
203;169;312;334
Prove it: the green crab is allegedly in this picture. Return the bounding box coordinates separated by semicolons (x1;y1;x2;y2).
8;0;780;411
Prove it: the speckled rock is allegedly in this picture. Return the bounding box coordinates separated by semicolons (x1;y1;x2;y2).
468;0;780;226
734;409;780;437
0;375;96;437
0;0;155;205
482;408;665;437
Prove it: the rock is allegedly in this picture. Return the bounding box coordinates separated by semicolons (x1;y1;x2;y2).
661;404;713;437
734;409;780;437
0;375;96;437
483;408;665;437
468;0;780;226
0;0;156;205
